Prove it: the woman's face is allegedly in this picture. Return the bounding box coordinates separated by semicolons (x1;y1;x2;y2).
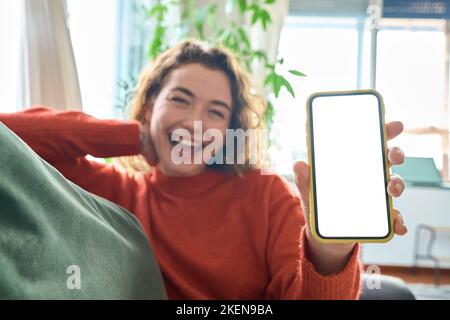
146;63;233;176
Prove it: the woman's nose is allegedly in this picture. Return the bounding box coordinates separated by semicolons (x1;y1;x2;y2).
180;106;204;130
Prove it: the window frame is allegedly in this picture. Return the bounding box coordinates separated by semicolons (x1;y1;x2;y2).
278;14;450;181
377;18;450;181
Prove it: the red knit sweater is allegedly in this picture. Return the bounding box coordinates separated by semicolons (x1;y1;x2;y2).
0;107;361;299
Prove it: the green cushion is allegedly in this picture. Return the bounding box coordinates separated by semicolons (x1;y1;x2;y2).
0;123;166;299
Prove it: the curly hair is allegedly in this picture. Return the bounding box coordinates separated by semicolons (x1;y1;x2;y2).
119;39;267;175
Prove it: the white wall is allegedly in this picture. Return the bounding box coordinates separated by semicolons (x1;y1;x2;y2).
362;185;450;269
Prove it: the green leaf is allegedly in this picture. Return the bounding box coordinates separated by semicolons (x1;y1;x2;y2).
147;3;167;19
273;75;283;98
264;72;276;86
222;30;240;52
281;77;296;98
265;0;276;4
147;5;158;18
288;69;307;77
238;27;251;48
265;63;275;70
208;4;218;15
259;9;271;30
238;0;247;13
148;25;165;59
251;11;260;25
250;4;260;25
218;29;230;44
252;49;268;62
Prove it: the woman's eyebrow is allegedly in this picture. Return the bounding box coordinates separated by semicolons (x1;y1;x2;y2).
172;87;194;97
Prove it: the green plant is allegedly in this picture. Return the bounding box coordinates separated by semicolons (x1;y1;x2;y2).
118;0;305;131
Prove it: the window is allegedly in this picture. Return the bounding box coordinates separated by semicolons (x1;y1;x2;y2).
66;0;154;119
274;16;369;175
276;7;450;180
66;0;118;119
376;19;449;178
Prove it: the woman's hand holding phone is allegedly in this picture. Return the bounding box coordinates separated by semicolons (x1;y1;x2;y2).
293;121;407;275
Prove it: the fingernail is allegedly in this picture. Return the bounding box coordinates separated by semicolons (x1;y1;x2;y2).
402;223;408;233
401;217;407;228
394;183;403;193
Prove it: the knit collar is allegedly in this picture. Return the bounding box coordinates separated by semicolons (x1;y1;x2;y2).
150;166;232;197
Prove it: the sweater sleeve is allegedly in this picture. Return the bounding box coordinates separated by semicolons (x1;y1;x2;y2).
0;106;143;214
264;175;362;300
0;106;141;162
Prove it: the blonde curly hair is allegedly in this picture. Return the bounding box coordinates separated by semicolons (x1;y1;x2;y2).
118;39;267;175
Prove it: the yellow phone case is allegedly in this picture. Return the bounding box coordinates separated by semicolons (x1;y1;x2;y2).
306;89;394;244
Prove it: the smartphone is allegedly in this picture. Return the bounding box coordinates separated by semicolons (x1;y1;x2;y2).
306;90;394;243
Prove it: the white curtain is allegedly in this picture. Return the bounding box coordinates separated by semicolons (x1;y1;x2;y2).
19;0;82;110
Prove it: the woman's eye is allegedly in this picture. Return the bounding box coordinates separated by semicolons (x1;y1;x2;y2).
170;97;189;105
209;109;225;119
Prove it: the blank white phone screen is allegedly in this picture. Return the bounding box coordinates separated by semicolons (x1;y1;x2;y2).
310;94;390;238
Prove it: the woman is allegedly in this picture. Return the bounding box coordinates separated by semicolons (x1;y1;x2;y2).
0;40;407;299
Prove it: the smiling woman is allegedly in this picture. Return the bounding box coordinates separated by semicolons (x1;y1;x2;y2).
0;39;408;300
129;41;267;176
144;64;234;176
